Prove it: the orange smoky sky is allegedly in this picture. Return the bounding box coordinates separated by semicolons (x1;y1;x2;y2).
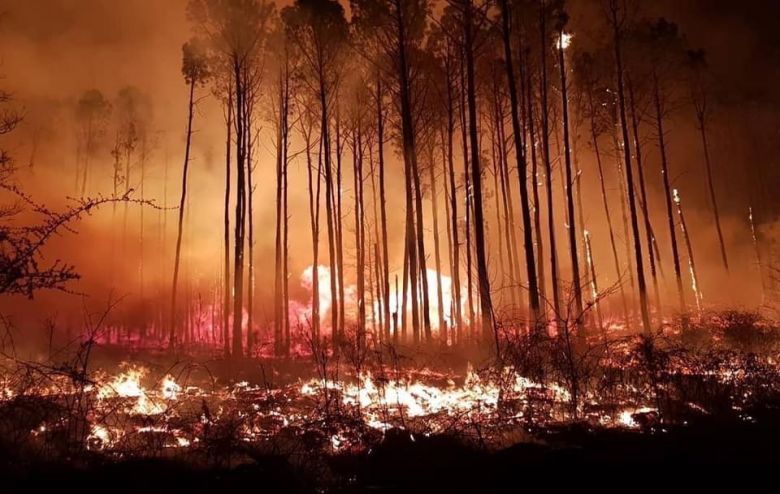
0;0;776;349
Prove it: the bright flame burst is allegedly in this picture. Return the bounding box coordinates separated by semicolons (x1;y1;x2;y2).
558;32;573;50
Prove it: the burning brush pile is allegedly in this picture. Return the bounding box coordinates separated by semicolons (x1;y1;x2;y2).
2;319;780;474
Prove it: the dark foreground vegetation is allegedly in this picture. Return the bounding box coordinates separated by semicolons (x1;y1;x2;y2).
3;416;780;493
3;310;780;492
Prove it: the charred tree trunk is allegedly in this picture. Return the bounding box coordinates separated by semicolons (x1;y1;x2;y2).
500;0;540;323
353;128;366;351
588;92;629;325
653;72;685;314
429;145;446;339
306;115;323;343
169;78;196;350
539;3;561;323
232;60;247;357
223;90;233;358
335;112;347;338
445;62;463;344
558;26;584;328
376;75;391;343
395;1;422;344
610;1;651;333
464;0;495;350
695;103;729;273
274;78;285;356
675;189;703;312
627;75;662;314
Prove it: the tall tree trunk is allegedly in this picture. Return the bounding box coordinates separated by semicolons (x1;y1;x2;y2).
653;72;685;314
247;105;256;356
523;45;547;321
459;56;475;340
558;27;584;328
588;92;629;326
354;129;366;351
274;77;285;356
612;124;637;312
169;78;196;350
465;0;495;350
412;140;432;343
305;117;323;343
539;3;561;324
223;90;233;358
441;127;455;345
491;119;506;302
445;63;463;344
317;63;340;344
496;90;523;311
395;2;422;344
428;145;446;340
232;61;247;357
610;1;651;333
674;189;703;313
335;112;347;337
696;109;729;272
583;230;604;332
376;75;391;343
627;76;662;314
500;0;540;323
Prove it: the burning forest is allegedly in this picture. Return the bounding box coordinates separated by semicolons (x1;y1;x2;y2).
2;0;780;489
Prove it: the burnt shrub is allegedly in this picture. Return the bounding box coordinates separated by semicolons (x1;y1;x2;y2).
717;310;779;353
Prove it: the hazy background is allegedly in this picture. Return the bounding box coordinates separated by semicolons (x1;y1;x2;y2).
0;0;777;347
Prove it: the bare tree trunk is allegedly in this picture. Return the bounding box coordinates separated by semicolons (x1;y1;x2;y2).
539;3;561;323
496;89;523;312
247;106;257;356
612;124;637;313
464;0;495;350
274;78;285;356
610;0;651;333
558;26;584;328
305;113;322;343
283;146;293;354
696;109;729;272
401;237;410;342
223;90;233;358
674;189;703;313
428;144;446;340
169;78;196;349
445;63;463;344
80;118;93;196
490;120;506;300
583;230;604;331
653;72;685;314
395;2;422;344
627;75;662;314
413;153;432;344
335;112;347;338
440;127;454;345
232;61;247;357
588;92;629;325
501;0;540;323
376;75;391;343
316;64;340;344
354;129;366;351
523;47;547;322
459;57;475;341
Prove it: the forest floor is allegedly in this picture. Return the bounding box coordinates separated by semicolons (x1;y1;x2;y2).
3;318;780;492
3;413;780;492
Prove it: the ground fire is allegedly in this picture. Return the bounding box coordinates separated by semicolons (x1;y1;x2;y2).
2;0;780;489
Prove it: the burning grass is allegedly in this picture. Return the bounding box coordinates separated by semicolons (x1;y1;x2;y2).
2;311;780;483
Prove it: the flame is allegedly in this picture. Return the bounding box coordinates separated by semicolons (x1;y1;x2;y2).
161;375;181;400
558;32;573;50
